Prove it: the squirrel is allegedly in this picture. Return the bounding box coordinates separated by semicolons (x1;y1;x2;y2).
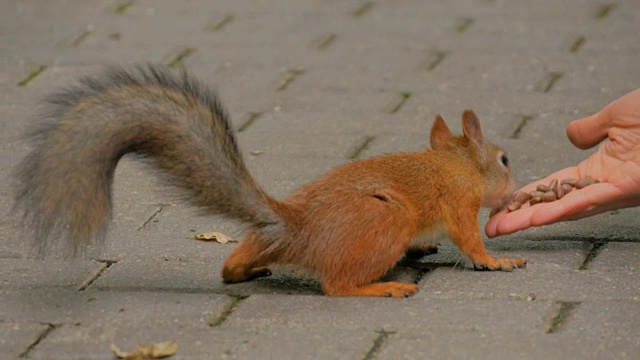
14;64;526;298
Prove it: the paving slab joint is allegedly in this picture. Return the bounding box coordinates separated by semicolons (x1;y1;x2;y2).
363;329;396;360
17;65;47;87
387;92;412;114
578;240;607;270
351;1;375;17
316;33;338;50
69;26;94;47
77;259;117;291
237;112;262;133
114;1;134;14
138;205;169;230
546;301;581;333
595;3;616;20
568;35;587;53
537;71;564;93
168;48;198;68
17;323;59;358
456;17;475;33
509;114;534;139
420;51;449;71
208;294;249;327
208;15;235;32
276;69;305;91
349;135;376;159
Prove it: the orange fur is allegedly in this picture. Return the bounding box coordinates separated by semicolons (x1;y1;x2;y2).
223;111;526;297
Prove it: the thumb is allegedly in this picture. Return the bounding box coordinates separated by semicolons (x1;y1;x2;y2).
566;108;611;150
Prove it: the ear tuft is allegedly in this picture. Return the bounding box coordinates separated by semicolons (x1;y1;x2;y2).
430;115;454;149
462;110;483;141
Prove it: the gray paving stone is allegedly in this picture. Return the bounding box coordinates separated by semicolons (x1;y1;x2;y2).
224;294;553;333
589;242;640;273
0;259;106;289
22;290;233;359
0;289;96;324
90;257;323;296
419;266;640;302
379;331;639;360
31;323;375;360
0;322;50;358
0;288;230;328
564;302;640;339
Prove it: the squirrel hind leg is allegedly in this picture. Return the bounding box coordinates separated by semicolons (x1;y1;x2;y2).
322;281;418;298
314;201;420;298
222;233;273;283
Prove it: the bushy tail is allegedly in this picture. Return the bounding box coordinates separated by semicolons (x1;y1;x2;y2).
13;64;281;253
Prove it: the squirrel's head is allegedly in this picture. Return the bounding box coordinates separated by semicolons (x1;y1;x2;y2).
429;110;515;208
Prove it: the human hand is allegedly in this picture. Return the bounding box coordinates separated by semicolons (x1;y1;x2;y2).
486;89;640;237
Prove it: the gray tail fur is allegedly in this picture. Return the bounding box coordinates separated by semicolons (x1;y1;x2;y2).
13;64;281;254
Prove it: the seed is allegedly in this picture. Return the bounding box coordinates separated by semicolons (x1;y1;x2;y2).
529;196;542;205
507;201;522;212
506;177;602;212
537;184;551;192
513;191;531;203
575;177;593;189
542;191;557;202
529;190;544;198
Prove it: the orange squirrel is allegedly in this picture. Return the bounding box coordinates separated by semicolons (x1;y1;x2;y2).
14;65;526;297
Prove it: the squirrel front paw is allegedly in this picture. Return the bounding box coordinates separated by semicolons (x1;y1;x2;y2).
474;257;526;271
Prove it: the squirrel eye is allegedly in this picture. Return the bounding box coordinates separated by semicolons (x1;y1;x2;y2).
499;154;509;167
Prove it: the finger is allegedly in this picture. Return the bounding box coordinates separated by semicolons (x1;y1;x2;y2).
486;198;547;237
485;207;510;237
488;204;538;237
566;110;611;150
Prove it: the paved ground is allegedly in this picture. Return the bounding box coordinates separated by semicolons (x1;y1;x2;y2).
1;0;639;359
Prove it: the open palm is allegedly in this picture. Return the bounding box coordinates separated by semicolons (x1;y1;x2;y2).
486;89;640;237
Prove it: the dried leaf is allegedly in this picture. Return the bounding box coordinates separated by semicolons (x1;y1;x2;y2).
110;343;135;359
111;341;177;359
192;231;238;244
149;341;178;359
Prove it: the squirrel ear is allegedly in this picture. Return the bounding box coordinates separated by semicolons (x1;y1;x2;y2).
462;110;484;141
430;115;454;149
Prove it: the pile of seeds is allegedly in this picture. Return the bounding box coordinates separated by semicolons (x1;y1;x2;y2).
506;176;600;212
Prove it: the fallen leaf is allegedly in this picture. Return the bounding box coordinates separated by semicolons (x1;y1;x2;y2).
110;343;133;359
149;341;178;359
111;340;177;359
192;231;238;244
